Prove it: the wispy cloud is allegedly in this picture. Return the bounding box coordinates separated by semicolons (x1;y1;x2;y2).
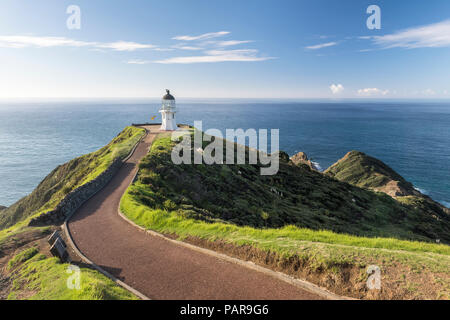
0;32;272;65
171;44;203;50
97;41;155;51
306;41;338;50
153;47;175;52
0;35;94;48
154;49;274;64
0;35;157;52
172;31;230;41
357;88;389;96
371;20;450;49
172;39;254;51
329;84;344;94
126;59;151;65
213;40;254;47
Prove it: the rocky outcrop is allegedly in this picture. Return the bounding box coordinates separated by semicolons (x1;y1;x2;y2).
324;150;449;216
324;151;419;197
290;152;319;171
0;206;6;211
28;158;124;226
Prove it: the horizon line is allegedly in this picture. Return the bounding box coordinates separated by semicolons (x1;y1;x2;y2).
2;97;450;102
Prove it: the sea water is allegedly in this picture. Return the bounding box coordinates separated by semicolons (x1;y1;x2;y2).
0;101;449;207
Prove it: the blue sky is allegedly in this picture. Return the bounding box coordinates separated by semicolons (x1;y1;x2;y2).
0;0;449;99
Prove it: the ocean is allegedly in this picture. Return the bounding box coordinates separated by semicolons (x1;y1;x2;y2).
0;101;449;208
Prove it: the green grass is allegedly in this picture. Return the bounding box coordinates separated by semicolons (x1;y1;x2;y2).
7;247;39;270
130;133;450;243
120;133;450;278
0;126;145;300
0;126;145;229
121;188;450;272
7;248;138;300
0;222;50;249
324;150;412;190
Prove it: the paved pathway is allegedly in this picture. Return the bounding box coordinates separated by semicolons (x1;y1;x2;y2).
67;125;323;300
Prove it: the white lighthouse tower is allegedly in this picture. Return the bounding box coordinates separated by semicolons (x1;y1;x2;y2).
159;89;178;131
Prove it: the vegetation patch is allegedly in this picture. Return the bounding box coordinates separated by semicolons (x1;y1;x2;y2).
324;151;413;192
120;132;450;299
128;133;450;243
7;247;38;270
0;126;145;230
0;127;145;300
5;248;137;300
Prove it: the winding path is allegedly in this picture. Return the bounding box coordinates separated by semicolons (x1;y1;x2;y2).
67;125;324;300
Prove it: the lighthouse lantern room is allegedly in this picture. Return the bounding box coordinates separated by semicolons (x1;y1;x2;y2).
159;89;177;131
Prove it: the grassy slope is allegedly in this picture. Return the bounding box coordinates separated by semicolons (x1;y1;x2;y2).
0;126;145;230
324;150;449;224
120;133;449;299
0;126;145;300
125;133;450;243
6;247;137;300
324;151;414;191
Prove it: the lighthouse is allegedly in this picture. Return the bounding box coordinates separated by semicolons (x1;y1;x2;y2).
159;89;178;131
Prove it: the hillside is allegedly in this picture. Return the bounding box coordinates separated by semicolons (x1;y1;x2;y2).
1;127;449;300
324;150;450;216
0;126;145;230
121;131;450;299
324;151;419;197
0;126;145;300
129;132;450;243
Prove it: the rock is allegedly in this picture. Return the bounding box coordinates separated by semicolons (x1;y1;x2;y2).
290;152;319;171
323;151;450;214
0;205;6;211
324;151;418;197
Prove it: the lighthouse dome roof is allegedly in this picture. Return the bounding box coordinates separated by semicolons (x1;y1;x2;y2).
163;89;175;100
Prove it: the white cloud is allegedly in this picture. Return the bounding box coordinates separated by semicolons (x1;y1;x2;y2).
126;59;150;64
172;31;230;41
97;41;155;51
306;42;338;50
372;19;450;49
172;44;203;50
357;88;389;96
0;35;94;48
0;33;272;65
0;35;157;52
153;47;174;52
172;39;254;51
213;40;254;47
329;84;344;94
154;49;274;64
